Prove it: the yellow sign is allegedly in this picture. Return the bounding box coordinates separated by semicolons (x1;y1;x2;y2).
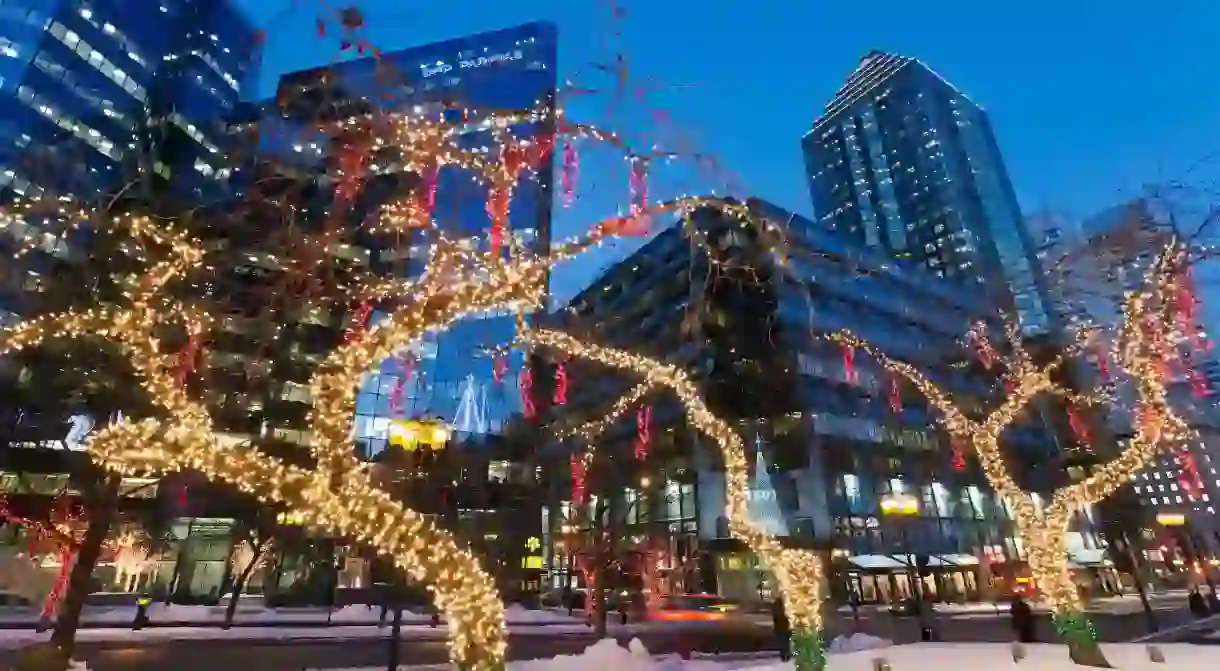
388;419;450;452
879;494;919;516
1156;513;1187;527
525;536;541;552
521;556;543;569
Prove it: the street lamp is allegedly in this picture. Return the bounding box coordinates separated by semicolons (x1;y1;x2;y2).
880;494;919;517
1157;513;1216;595
879;493;932;641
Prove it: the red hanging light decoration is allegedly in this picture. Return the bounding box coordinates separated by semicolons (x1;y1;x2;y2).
965;324;997;369
1066;405;1092;447
841;343;857;384
570;455;587;504
553;360;568;406
485;187;509;255
343;300;373;343
173;333;200;390
888;375;902;413
41;548;74;619
1190;367;1209;399
387;356;414;416
492;355;507;384
621;156;650;236
1178;450;1203;501
520;366;536;419
561;139;579;207
635;405;652;460
950;437;967;472
1091;343;1111;381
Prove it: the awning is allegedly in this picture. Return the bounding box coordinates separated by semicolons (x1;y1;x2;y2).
848;554;909;570
893;554;973;568
1069;548;1110;568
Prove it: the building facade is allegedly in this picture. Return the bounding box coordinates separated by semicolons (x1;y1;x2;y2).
545;197;1092;606
1048;200;1220;567
0;0;262;321
0;0;263;602
167;21;558;598
802;51;1054;335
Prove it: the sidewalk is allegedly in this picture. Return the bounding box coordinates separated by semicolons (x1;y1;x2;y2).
836;590;1193;618
0;603;587;630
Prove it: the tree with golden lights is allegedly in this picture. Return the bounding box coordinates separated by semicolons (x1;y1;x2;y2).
0;81;835;671
831;250;1193;667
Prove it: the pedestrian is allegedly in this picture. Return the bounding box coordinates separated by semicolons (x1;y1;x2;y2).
1188;588;1209;618
1207;589;1220;614
1010;595;1035;643
772;597;791;661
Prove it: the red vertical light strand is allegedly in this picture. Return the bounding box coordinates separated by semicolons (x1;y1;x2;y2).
1190;367;1209;399
561;139;578;207
950;437;967;472
492;355;507;384
623;156;650;236
888;375;902;413
1092;344;1111;381
1178;451;1202;501
40;548;75;619
1067;406;1092;447
520;367;536;419
635;405;652;460
486;188;509;255
344;300;373;343
570;455;587;504
174;333;200;390
842;343;857;384
416;164;440;215
553;360;568;406
965;326;996;369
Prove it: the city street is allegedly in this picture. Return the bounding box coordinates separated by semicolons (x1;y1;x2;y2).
0;627;776;671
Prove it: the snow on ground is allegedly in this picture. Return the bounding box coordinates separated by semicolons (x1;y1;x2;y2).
742;643;1214;671
303;633;891;671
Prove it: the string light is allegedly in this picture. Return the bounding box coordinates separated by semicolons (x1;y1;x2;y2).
523;328;827;657
0;85;811;668
829;248;1193;658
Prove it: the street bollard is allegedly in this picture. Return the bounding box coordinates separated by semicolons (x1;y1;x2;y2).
132;596;151;630
386;605;403;671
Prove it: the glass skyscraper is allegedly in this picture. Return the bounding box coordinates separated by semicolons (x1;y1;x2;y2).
0;0;261;323
802;51;1054;334
251;23;557;456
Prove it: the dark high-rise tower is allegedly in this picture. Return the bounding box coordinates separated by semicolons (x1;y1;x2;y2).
802;51;1054;334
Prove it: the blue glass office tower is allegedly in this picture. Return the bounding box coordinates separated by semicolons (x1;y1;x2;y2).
0;0;261;322
803;51;1054;335
245;23;557;456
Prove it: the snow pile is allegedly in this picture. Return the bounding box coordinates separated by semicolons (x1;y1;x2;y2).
509;638;657;670
738;643;1215;671
324;604;431;624
826;633;891;654
503;604;584;624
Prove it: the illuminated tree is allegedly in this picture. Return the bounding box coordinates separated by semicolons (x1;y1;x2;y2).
0;75;826;671
831;250;1192;667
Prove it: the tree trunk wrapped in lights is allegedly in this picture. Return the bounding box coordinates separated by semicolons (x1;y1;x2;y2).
829;249;1192;668
524;328;828;669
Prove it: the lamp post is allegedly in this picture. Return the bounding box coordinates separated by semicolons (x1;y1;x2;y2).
880;493;933;641
1158;513;1216;595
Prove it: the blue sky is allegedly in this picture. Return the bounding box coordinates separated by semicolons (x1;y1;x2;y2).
235;0;1220;302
